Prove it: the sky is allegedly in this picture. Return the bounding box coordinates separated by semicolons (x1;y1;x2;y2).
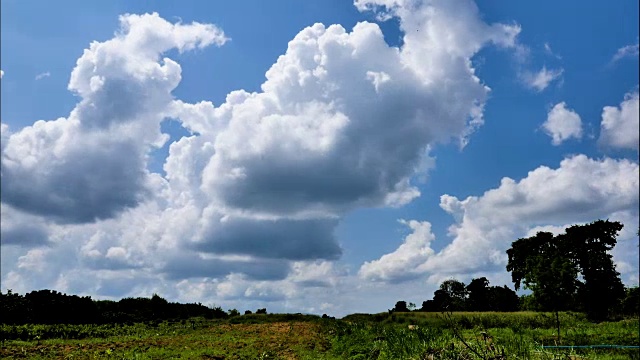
1;0;638;317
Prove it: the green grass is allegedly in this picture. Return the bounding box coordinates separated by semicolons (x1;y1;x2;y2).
1;312;638;359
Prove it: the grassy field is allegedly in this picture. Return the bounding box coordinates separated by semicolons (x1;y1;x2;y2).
1;312;638;359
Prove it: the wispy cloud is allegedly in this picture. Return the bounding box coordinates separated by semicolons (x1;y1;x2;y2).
521;66;563;92
35;72;51;80
611;42;639;63
544;42;562;59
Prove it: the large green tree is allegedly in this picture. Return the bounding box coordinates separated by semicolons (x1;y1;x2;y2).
506;220;625;320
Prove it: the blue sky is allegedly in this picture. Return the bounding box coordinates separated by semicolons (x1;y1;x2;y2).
1;0;638;315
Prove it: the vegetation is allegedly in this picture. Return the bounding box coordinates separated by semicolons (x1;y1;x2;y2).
1;312;637;359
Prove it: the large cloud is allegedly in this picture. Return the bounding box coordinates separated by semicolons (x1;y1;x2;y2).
1;13;228;224
160;0;519;263
1;1;522;310
169;14;519;219
599;90;639;151
360;155;639;284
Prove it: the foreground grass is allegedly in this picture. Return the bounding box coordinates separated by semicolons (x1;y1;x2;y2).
1;312;638;359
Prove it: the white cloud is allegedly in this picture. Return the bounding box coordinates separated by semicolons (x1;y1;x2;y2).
0;70;4;79
522;66;563;91
611;41;639;63
35;72;51;80
359;219;435;282
542;102;582;145
1;13;228;224
1;2;524;312
360;155;639;284
599;90;639;151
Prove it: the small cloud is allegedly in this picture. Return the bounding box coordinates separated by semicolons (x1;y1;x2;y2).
521;66;563;92
611;41;639;63
598;90;639;151
543;42;562;59
35;72;51;80
542;102;582;145
0;70;4;79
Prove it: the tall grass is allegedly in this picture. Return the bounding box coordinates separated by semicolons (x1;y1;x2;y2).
330;312;639;359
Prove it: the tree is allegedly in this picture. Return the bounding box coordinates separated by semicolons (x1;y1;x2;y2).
507;231;579;312
432;279;468;311
507;220;625;321
621;286;639;316
466;277;519;312
466;277;490;311
392;301;410;312
487;285;519;312
564;220;625;320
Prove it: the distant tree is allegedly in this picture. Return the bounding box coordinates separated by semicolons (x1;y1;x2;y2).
256;308;267;314
433;279;468;311
420;300;435;312
518;294;538;311
244;310;253;315
487;285;519;312
621;286;639;316
466;277;491;311
228;309;240;317
507;220;625;321
150;293;169;320
392;301;410;312
0;290;31;324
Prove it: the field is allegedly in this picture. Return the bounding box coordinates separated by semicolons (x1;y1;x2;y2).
1;312;638;359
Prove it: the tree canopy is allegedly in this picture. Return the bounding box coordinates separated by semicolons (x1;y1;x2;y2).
507;219;625;320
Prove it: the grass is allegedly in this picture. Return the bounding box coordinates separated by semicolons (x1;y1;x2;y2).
1;312;638;359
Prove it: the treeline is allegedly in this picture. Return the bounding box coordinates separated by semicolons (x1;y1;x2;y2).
391;277;519;313
0;290;256;325
391;276;639;316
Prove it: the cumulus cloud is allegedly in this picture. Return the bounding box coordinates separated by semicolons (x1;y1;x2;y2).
599;90;639;151
521;66;563;91
611;41;639;63
359;219;435;282
0;70;4;79
1;1;523;309
542;102;582;145
159;0;520;266
360;155;639;283
1;13;228;224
